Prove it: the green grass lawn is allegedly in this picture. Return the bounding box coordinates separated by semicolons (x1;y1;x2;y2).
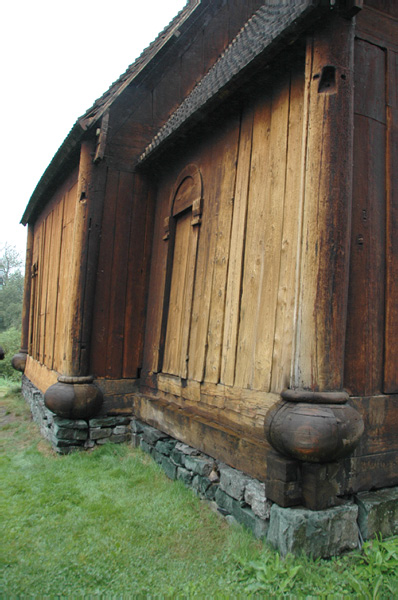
1;379;397;598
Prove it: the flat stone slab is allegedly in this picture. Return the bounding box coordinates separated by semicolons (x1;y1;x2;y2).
232;501;268;539
184;455;214;477
267;503;359;558
219;464;251;500
356;487;398;540
244;479;271;520
140;423;169;445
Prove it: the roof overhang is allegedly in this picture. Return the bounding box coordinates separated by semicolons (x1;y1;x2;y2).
138;0;329;164
21;0;201;226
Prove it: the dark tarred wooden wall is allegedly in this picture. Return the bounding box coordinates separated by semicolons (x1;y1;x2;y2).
344;5;398;395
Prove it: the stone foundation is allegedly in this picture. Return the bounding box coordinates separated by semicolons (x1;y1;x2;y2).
22;375;131;453
22;376;398;557
131;418;398;557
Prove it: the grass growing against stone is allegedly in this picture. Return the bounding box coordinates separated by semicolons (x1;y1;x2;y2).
1;379;398;598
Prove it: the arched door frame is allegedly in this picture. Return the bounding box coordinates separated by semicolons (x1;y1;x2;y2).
159;164;203;378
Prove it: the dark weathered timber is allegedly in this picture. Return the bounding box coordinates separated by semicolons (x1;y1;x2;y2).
134;394;270;482
344;38;386;396
265;401;364;463
384;48;398;393
293;14;355;391
122;174;155;378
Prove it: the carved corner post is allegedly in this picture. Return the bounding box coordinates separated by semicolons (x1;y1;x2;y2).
12;224;34;373
265;13;364;510
45;136;107;419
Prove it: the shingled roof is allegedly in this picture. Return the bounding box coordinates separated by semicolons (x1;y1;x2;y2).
140;0;320;162
22;0;343;225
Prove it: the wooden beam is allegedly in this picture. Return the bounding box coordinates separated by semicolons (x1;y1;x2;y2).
292;15;355;391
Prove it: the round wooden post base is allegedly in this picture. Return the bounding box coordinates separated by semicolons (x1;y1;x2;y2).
11;350;28;372
265;390;364;464
44;375;103;420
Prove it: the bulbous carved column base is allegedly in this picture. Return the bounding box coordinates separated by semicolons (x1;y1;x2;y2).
11;350;28;373
44;375;103;420
264;390;365;510
265;389;364;463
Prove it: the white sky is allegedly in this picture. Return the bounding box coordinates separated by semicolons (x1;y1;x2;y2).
0;0;187;259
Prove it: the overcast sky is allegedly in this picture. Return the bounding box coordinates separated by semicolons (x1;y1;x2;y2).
0;0;187;259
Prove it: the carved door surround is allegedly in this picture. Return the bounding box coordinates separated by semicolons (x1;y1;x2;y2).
161;164;203;378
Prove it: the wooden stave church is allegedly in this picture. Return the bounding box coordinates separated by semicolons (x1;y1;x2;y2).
13;0;397;511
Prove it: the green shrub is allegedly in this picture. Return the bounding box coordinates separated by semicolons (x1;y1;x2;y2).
0;326;22;381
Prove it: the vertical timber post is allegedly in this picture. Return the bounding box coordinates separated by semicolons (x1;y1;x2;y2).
265;13;364;510
44;138;105;419
12;224;34;372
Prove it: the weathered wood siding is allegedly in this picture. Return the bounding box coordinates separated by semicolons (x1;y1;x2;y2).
28;168;78;374
88;0;265;379
142;66;305;407
90;169;154;379
344;7;398;395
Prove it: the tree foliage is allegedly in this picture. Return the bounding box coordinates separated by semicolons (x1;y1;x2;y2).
0;245;24;377
0;244;24;331
0;243;23;285
0;326;21;380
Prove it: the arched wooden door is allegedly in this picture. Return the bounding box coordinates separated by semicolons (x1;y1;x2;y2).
161;164;203;378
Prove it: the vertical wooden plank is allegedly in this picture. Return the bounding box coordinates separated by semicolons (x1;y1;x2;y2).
220;106;254;386
163;210;193;376
252;77;291;392
89;169;118;376
30;224;42;360
122;176;155;378
234;92;272;390
179;222;200;380
384;49;397;393
36;221;46;362
39;210;53;365
106;171;134;378
293;17;355;392
271;69;305;393
344;39;386;396
19;224;34;355
53;180;77;373
142;172;175;375
204;118;240;383
187;136;225;382
45;199;64;370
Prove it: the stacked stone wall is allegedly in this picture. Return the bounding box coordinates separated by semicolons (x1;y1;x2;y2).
22;376;131;453
22;376;398;558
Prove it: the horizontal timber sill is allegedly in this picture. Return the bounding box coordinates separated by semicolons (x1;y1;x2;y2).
133;393;271;481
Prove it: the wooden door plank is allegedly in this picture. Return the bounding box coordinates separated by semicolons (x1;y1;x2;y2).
271;69;305;392
163;210;192;375
220;106;254;386
384;49;398;393
205;118;240;383
179;221;200;379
